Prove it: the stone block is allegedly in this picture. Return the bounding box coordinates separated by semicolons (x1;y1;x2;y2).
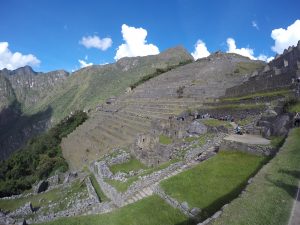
188;121;207;135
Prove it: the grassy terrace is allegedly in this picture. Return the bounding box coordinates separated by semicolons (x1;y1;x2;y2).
221;88;292;102
109;158;147;174
0;180;88;213
288;101;300;112
201;118;232;128
105;160;177;192
159;134;173;145
38;195;193;225
89;173;109;202
212;128;300;225
160;151;266;220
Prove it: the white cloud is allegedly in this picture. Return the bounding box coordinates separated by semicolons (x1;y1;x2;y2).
78;59;93;68
0;42;40;70
252;21;259;30
226;38;274;62
80;35;112;51
226;38;256;59
271;19;300;54
257;54;274;62
114;24;159;60
191;40;210;60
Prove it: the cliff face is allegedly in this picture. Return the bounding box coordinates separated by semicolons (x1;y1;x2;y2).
0;66;69;160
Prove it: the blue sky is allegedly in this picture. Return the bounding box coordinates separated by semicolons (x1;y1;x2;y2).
0;0;300;72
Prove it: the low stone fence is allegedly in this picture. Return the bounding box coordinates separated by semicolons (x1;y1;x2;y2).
85;177;100;203
122;162;185;201
90;162;125;206
154;185;200;218
219;139;274;156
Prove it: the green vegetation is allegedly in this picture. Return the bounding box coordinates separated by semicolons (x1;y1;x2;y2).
161;151;266;219
209;103;265;111
159;134;173;145
184;133;214;144
288;101;300;113
221;88;292;102
233;61;265;76
201;118;231;128
270;136;286;149
37;195;193;225
89;173;108;202
0;111;88;197
109;158;147;174
212;128;300;225
0;180;88;212
27;53;192;123
129;60;192;89
105;160;177;192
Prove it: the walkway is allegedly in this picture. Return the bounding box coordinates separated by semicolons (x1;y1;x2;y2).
224;134;270;145
289;183;300;225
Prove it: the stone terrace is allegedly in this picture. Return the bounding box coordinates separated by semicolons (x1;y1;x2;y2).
62;53;264;170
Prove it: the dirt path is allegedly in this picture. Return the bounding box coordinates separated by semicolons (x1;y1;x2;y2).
288;183;300;225
224;134;270;145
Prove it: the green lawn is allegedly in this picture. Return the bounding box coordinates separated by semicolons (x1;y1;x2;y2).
160;151;266;219
89;174;109;202
212;128;300;225
288;102;300;113
221;88;292;102
109;158;147;174
159;134;173;145
105;160;177;192
37;195;195;225
0;180;88;212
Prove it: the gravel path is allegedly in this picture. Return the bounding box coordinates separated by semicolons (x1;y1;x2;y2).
289;183;300;225
224;134;270;145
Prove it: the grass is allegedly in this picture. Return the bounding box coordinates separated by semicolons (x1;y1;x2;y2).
109;158;147;174
288;102;300;113
201;119;232;128
160;151;266;220
233;62;265;76
221;88;292;102
209;103;265;111
159;134;173;145
37;195;194;225
105;160;177;192
270;136;286;149
0;180;88;212
211;128;300;225
184;133;215;144
89;173;108;202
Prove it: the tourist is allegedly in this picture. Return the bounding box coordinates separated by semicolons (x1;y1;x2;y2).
294;112;300;127
235;124;243;135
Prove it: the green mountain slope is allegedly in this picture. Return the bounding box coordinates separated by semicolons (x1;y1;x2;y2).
27;46;194;123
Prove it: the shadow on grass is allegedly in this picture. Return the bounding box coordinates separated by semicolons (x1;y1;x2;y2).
198;156;270;222
174;218;198;225
278;169;300;179
265;174;298;199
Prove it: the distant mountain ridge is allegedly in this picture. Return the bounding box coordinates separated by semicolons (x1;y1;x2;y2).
0;66;69;160
0;46;193;160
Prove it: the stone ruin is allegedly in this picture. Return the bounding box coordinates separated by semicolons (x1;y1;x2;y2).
225;40;300;97
132;113;209;166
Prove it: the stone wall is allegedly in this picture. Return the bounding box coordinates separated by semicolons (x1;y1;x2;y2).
225;41;300;98
154;185;199;218
219;139;274;156
225;71;296;97
85;177;100;203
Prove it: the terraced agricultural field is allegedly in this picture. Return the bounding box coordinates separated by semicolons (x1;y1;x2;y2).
62;53;265;170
